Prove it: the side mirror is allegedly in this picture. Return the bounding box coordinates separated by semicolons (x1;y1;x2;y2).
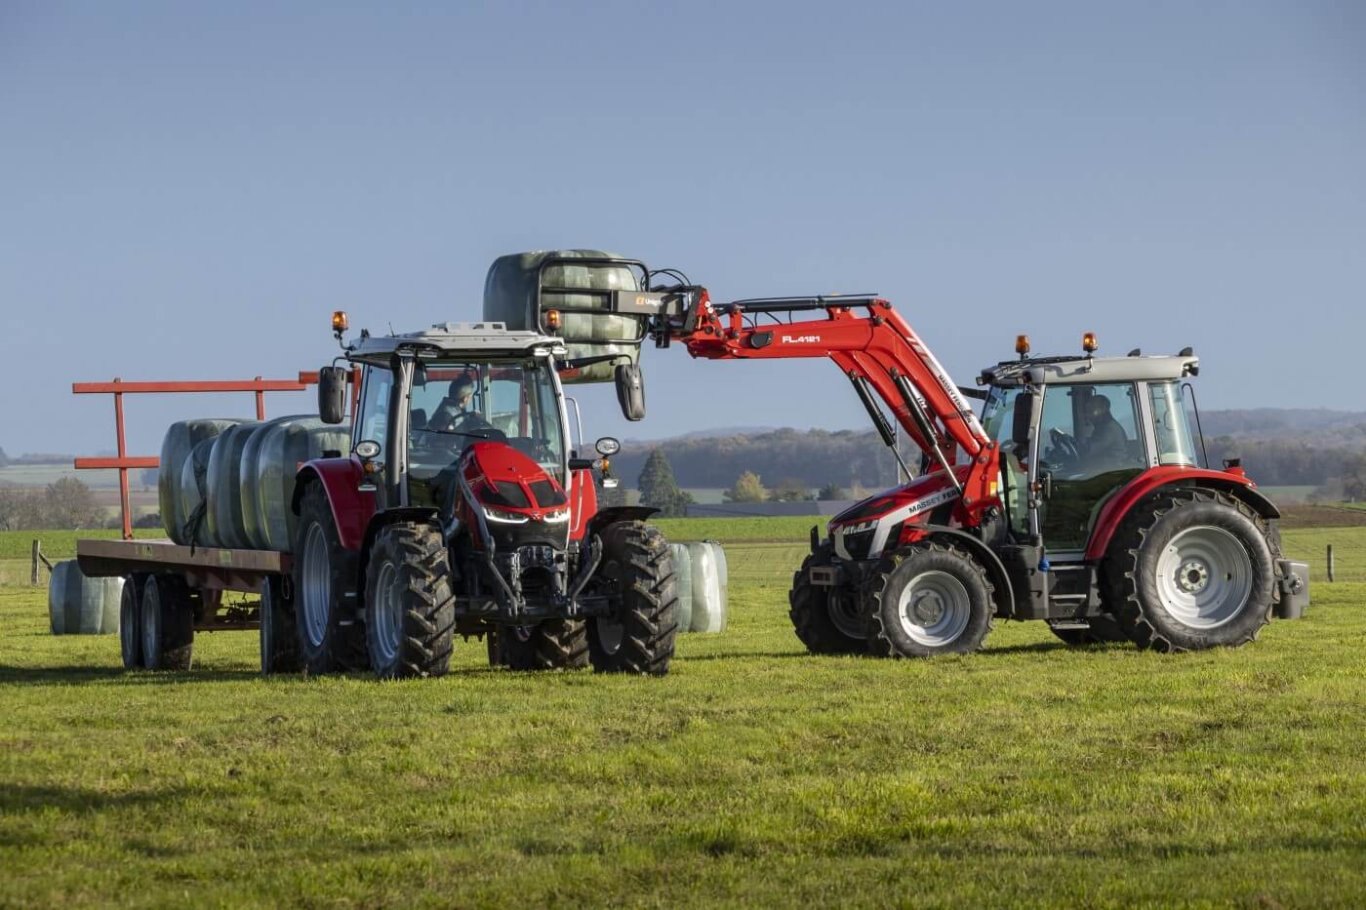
1011;391;1033;450
615;363;645;422
318;366;348;425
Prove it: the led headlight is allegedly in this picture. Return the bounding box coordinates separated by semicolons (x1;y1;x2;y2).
483;506;529;524
541;508;570;524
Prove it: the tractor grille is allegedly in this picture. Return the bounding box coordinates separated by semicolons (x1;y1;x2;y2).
839;528;875;560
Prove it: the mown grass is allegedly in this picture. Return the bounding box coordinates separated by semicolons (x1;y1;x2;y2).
3;522;1365;908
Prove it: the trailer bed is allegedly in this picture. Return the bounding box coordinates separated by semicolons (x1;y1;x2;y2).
77;538;291;594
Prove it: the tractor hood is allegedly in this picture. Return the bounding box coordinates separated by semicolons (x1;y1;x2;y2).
830;467;968;529
461;442;569;524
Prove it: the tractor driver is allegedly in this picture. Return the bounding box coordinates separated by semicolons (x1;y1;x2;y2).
1080;395;1128;469
428;375;494;436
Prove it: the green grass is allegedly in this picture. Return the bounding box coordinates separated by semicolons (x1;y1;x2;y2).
3;524;1365;907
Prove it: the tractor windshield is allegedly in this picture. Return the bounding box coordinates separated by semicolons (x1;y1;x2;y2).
1149;381;1200;466
408;358;567;483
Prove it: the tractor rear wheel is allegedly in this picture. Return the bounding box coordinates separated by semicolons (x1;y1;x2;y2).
789;543;866;654
364;522;455;679
490;620;590;670
141;575;195;671
1046;615;1129;646
587;522;677;675
1104;488;1274;652
260;574;302;674
866;542;994;658
293;482;368;674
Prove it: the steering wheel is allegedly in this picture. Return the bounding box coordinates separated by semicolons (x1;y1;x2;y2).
1047;427;1080;465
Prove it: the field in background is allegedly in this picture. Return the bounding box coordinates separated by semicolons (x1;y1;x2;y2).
2;517;1364;907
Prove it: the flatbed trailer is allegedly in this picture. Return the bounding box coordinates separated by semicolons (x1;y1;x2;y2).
77;538;296;669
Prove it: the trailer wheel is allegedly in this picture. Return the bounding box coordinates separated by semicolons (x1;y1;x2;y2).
364;521;455;679
293;482;367;674
1104;488;1274;652
260;574;302;674
866;542;994;658
1046;615;1129;646
119;575;146;670
490;620;590;670
141;575;194;671
587;522;677;675
789;542;866;655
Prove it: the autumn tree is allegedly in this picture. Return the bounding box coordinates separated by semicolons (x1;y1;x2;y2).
43;477;104;529
725;471;768;503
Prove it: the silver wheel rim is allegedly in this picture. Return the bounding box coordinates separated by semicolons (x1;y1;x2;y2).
141;581;160;665
896;570;971;647
1155;526;1252;629
596;619;624;655
828;592;864;640
371;561;402;668
301;523;331;648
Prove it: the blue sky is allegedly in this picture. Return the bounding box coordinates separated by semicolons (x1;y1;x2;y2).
1;1;1363;456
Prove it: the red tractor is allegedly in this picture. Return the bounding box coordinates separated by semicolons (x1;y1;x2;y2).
289;315;676;679
645;288;1310;655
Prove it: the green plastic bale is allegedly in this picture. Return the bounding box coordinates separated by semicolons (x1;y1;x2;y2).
238;415;308;550
483;249;644;384
686;541;728;633
667;542;694;633
177;438;218;547
48;560;122;635
205;421;261;549
158;419;244;543
248;417;352;552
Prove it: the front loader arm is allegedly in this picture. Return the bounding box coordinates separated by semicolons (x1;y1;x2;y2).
652;290;1001;514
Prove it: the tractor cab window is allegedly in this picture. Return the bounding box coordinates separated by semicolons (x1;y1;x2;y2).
1038;382;1147;550
356;366;392;459
407;358;567;486
981;386;1031;537
1149;381;1200;466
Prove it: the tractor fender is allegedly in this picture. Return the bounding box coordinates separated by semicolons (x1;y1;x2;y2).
911;524;1016;620
293;457;376;553
1083;468;1280;561
586;506;661;541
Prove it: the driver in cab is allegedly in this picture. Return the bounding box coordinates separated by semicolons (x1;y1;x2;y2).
428;376;493;435
1080;395;1128;468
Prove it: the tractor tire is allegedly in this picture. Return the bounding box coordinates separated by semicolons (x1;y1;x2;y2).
119;575;146;670
866;542;994;658
293;482;368;674
364;522;455;679
587;522;677;675
1046;615;1129;646
1104;488;1275;652
489;620;590;671
259;574;303;674
140;575;195;671
789;542;866;655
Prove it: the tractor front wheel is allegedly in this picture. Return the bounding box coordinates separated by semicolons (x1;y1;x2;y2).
364;522;455;679
789;543;866;654
1104;488;1274;652
865;542;994;658
587;522;677;675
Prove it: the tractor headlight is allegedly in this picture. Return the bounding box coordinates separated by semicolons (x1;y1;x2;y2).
483;506;529;524
542;508;570;524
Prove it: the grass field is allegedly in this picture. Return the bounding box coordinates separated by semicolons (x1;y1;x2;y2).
1;521;1364;908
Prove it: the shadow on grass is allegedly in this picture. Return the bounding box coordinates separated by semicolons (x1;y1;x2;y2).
0;664;263;686
0;783;190;815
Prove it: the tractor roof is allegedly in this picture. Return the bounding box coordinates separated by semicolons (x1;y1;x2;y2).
345;322;566;365
978;352;1199;387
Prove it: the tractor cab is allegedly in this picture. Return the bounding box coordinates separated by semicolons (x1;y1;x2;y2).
978;341;1203;554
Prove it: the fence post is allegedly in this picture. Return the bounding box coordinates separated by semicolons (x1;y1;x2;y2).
1327;544;1335;583
31;540;40;586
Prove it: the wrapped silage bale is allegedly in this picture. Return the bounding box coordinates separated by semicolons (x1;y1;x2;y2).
707;538;729;608
246;417;352;552
177;438;219;547
687;541;728;633
238;415;301;549
48;560;123;635
205;421;261;550
483;250;644;384
159;419;243;544
667;542;694;634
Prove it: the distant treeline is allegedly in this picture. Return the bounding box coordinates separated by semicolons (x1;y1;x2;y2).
614;420;1366;491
